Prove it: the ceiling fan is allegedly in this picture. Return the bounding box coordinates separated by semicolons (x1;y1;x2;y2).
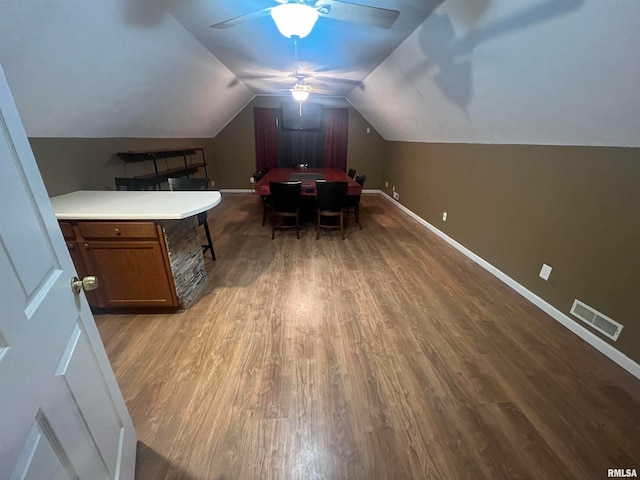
210;0;400;37
290;74;313;101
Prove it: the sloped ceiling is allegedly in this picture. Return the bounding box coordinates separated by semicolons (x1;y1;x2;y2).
0;0;639;146
0;0;254;138
166;0;441;96
349;0;640;146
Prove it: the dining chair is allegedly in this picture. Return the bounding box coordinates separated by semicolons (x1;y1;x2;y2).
252;170;267;183
344;173;366;229
114;177;158;191
315;180;348;240
269;181;302;239
167;177;216;261
252;170;271;226
347;168;357;179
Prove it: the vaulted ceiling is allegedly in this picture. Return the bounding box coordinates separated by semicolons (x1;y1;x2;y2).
0;0;639;146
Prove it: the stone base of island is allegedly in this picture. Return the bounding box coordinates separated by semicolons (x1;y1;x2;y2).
50;190;221;311
161;217;208;308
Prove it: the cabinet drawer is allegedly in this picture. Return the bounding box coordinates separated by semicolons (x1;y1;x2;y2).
59;221;75;240
78;221;159;240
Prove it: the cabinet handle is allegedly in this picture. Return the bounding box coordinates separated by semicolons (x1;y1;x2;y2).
67;242;74;250
83;243;90;249
114;228;121;235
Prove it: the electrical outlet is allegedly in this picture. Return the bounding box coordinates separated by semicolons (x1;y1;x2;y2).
393;191;400;200
442;212;447;221
366;127;371;134
249;177;255;184
539;263;552;281
385;181;389;188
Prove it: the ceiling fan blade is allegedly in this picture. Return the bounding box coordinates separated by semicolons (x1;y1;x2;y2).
210;7;273;29
288;71;363;86
240;73;285;80
316;0;400;29
313;75;362;86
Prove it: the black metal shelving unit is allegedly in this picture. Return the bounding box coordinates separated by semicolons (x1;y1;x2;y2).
116;148;208;189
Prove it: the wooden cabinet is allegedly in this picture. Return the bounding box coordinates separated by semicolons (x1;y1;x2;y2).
77;221;158;240
60;220;179;309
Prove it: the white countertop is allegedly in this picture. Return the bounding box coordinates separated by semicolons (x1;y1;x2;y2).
50;190;222;220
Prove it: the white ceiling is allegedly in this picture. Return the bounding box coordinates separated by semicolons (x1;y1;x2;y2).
0;0;639;146
349;0;640;146
0;0;254;138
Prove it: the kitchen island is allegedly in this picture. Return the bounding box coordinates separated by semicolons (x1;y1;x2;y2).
50;190;221;310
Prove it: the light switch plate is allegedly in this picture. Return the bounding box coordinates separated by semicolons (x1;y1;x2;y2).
539;263;552;281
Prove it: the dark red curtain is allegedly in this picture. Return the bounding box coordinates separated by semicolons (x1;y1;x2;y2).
322;108;349;170
254;107;280;171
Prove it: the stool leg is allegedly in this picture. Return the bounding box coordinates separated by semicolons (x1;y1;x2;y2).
272;213;276;240
203;220;216;261
262;198;267;226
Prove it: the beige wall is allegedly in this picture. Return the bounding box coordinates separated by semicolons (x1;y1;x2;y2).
383;142;640;364
210;96;386;189
29;98;385;196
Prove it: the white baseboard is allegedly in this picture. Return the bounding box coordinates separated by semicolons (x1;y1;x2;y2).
224;188;382;194
378;191;640;381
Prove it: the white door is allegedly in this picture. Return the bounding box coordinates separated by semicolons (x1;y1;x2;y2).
0;64;136;478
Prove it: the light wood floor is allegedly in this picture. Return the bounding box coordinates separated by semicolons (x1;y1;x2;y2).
96;193;640;480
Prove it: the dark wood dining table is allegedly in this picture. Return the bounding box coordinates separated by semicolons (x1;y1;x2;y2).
254;168;362;196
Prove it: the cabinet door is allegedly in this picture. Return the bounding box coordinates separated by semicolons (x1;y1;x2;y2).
82;241;178;308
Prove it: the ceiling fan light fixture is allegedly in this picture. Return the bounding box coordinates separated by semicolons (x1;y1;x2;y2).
291;81;311;101
271;3;319;38
291;89;310;102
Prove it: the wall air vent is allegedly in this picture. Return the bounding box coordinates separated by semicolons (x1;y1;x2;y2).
570;299;623;341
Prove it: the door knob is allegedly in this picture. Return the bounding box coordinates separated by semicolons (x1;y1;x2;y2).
71;276;99;294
